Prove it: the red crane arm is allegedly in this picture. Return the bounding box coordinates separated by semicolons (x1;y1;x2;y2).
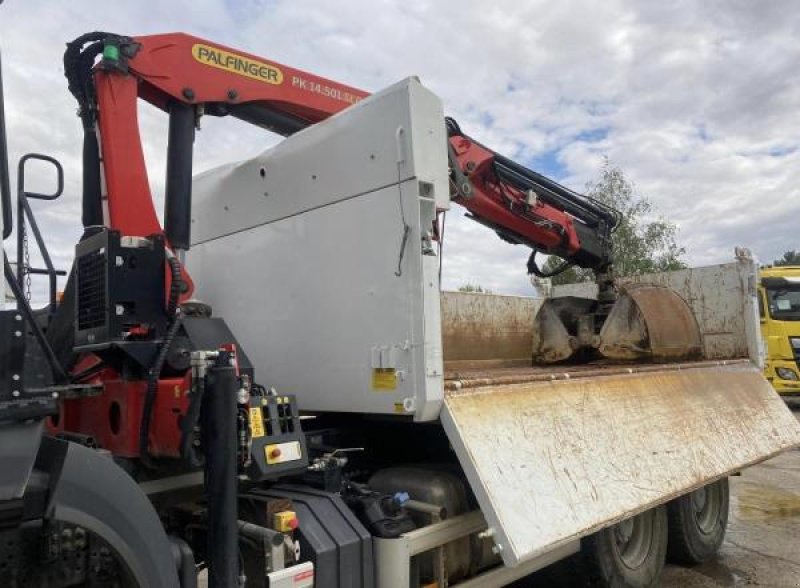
444;118;617;274
448;134;582;255
69;32;612;293
92;33;368;246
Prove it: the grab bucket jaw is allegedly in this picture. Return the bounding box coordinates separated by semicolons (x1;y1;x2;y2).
532;285;703;364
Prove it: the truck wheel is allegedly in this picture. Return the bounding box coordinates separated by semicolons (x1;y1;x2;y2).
583;505;668;588
667;478;729;565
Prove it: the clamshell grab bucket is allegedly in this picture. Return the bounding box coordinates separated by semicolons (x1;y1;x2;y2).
532;285;703;364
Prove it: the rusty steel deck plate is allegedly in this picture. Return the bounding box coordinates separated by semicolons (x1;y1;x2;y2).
440;362;800;567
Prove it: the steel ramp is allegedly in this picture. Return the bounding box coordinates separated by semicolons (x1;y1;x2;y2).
441;361;800;567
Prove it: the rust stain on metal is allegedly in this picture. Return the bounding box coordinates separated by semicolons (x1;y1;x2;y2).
441;292;539;362
444;359;749;392
619;265;749;359
441;362;800;564
599;285;703;362
531;299;579;364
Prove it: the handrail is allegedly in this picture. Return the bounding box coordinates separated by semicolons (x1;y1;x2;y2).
15;154;66;315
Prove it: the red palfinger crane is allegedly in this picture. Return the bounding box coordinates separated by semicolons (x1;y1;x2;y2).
0;27;716;588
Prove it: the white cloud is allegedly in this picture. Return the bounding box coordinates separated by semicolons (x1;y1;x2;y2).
1;0;797;300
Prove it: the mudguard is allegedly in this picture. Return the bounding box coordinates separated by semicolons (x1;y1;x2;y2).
42;436;180;588
0;421;43;501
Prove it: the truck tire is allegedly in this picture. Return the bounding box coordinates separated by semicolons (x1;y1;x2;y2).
583;505;668;588
40;437;180;588
667;478;729;565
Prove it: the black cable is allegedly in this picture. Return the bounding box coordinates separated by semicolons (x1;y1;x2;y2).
64;33;111;130
491;161;516;207
394;163;410;277
444;116;463;137
139;256;183;468
166;256;182;316
526;251;573;278
0;48;13;239
179;375;205;467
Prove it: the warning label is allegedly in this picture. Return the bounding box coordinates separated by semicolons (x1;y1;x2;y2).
372;368;398;391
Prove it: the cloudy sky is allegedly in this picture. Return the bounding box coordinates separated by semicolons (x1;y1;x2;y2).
1;0;798;298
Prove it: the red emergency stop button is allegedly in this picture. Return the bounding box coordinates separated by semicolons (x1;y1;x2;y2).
270;447;282;460
274;510;298;532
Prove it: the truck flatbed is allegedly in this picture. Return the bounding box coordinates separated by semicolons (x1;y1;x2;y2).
189;80;800;570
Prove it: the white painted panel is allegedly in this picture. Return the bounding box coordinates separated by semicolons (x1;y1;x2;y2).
192;77;448;246
191;181;431;417
189;79;446;420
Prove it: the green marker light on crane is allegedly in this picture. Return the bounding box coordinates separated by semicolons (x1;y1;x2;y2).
103;44;120;62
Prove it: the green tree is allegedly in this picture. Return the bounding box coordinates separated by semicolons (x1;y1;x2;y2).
544;160;686;284
774;250;800;266
458;283;492;294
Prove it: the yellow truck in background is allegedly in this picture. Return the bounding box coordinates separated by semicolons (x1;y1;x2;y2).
760;265;800;395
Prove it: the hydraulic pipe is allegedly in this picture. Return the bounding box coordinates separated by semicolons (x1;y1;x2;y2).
169;536;199;588
81;130;103;228
229;103;309;137
203;352;239;588
164;102;195;251
493;155;616;227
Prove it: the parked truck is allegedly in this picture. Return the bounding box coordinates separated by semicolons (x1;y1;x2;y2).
758;265;800;396
0;22;798;588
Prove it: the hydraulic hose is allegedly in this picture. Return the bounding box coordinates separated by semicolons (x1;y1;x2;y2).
139;256;183;467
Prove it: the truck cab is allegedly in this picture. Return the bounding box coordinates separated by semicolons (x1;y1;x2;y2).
759;266;800;396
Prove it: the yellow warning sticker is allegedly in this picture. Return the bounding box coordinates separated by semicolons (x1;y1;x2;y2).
249;407;265;438
192;43;283;85
372;368;397;391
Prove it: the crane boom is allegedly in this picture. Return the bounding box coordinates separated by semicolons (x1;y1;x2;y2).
64;31;698;370
65;32;367;260
64;32;615;292
445;117;618;276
